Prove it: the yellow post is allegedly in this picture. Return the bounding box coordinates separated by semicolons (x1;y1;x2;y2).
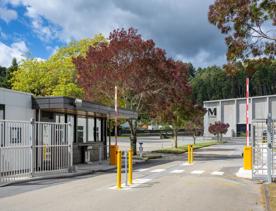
191;145;194;163
43;144;47;160
128;149;133;185
243;146;252;170
188;144;191;164
116;150;122;189
110;145;118;165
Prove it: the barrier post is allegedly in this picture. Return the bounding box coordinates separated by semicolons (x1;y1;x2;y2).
188;144;193;164
191;145;194;163
128;149;133;185
243;146;252;170
116;150;122;189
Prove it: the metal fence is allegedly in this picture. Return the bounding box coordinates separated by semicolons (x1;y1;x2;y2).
252;114;276;182
0;120;72;185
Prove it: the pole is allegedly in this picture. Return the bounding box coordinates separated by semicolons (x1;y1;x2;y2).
115;86;118;146
125;151;128;186
267;114;272;183
128;149;133;184
116;150;121;189
246;78;249;146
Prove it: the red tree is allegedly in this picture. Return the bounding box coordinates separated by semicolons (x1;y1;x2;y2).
208;121;230;142
150;61;192;148
74;28;189;153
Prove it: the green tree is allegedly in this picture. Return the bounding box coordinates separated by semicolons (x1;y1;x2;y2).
0;66;7;88
209;0;276;63
0;58;18;89
11;34;106;97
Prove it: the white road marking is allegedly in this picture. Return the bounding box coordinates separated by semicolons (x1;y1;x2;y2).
109;178;152;191
211;171;224;176
181;162;194;166
170;169;184;174
150;169;166;173
191;170;204;175
135;168;150;172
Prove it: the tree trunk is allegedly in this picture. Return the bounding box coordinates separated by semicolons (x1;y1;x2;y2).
193;130;196;145
128;119;137;155
216;134;219;142
173;128;178;148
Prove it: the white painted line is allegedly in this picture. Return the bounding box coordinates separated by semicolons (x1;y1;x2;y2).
211;171;224;176
150;169;166;173
109;178;152;190
170;169;184;174
135;168;150;172
191;170;204;175
181;162;194;166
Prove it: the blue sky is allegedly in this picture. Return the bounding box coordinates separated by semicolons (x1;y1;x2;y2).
0;0;227;68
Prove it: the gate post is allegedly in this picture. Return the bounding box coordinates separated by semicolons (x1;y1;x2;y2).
68;123;74;172
267;114;273;183
30;118;35;177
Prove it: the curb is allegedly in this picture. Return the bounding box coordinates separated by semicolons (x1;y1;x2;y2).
0;159;146;187
264;184;271;211
0;167;116;188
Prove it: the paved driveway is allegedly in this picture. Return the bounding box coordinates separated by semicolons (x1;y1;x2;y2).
0;141;264;211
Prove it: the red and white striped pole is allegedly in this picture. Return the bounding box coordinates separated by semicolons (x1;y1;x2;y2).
246;78;249;146
115;86;118;146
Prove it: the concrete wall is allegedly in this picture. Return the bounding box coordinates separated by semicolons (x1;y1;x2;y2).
204;95;275;137
0;88;34;121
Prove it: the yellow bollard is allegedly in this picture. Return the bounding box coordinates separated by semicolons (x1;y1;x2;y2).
128;149;133;185
188;144;191;163
188;144;193;164
191;145;194;163
116;150;122;189
243;146;252;170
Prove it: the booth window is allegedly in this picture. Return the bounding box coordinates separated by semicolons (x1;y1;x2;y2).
0;104;5;120
77;116;87;143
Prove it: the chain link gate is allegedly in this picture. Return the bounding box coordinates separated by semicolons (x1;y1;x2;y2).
0;120;73;185
252;114;276;182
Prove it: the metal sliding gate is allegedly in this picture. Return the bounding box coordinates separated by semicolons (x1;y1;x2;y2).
252;114;276;182
0;120;72;185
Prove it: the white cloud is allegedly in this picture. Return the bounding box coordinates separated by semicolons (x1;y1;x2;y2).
24;6;59;42
176;50;226;68
4;0;227;67
0;7;17;23
0;41;28;67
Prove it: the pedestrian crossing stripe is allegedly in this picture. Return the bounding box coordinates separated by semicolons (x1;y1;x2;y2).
191;170;204;174
211;171;224;176
150;169;166;173
135;168;150;172
170;169;185;174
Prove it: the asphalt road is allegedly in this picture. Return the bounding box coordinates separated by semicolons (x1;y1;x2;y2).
0;141;264;211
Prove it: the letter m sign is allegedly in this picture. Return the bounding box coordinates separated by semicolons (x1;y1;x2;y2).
208;108;217;117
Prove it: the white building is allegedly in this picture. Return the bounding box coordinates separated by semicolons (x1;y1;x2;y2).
204;94;276;137
0;88;34;121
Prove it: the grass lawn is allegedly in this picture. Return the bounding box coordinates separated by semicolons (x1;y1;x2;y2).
152;141;218;154
268;183;276;210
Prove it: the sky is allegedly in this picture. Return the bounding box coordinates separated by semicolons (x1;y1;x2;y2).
0;0;227;68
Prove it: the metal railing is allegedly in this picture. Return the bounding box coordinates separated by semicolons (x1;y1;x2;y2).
0;120;72;184
252;115;276;182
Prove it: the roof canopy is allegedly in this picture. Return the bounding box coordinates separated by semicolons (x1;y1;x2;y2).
32;96;138;119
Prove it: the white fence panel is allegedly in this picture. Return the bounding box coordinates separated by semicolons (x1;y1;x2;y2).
0;120;72;185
